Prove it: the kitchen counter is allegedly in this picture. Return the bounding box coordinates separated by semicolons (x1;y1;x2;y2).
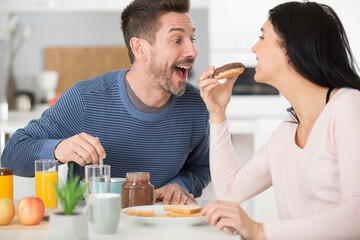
0;106;46;155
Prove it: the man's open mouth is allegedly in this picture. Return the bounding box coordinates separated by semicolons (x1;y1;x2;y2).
174;65;191;80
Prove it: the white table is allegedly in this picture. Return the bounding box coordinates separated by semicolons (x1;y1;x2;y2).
0;221;240;240
0;201;241;240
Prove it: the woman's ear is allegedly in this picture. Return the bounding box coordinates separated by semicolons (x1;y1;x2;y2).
284;51;300;76
129;37;147;61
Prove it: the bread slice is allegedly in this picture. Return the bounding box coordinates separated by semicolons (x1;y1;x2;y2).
163;205;202;214
154;214;170;218
125;209;155;217
167;212;203;218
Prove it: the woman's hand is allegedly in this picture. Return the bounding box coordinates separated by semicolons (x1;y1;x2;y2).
201;200;265;240
198;66;238;124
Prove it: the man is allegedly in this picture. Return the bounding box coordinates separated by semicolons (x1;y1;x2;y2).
2;0;210;205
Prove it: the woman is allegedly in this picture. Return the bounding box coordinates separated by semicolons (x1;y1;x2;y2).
199;1;360;239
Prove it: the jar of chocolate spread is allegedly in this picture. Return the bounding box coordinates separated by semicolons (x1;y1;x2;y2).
121;172;154;209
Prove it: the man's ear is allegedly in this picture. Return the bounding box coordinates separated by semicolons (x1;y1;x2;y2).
129;37;147;61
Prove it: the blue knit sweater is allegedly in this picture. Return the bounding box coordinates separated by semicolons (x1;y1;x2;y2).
2;70;210;197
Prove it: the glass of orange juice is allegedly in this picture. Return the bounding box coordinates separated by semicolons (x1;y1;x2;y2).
35;160;58;208
0;168;13;200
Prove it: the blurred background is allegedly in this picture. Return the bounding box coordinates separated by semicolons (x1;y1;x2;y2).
0;0;359;222
0;0;359;107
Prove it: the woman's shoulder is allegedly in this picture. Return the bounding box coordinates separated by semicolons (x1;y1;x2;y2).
329;87;360;112
325;88;360;130
332;87;360;102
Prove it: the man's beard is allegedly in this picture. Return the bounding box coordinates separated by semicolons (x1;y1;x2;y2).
146;54;188;97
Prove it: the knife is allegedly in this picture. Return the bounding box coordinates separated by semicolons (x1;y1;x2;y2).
178;187;198;204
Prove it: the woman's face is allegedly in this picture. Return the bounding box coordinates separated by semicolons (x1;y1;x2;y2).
251;19;289;86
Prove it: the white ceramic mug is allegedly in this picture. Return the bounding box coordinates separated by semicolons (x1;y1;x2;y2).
87;193;121;234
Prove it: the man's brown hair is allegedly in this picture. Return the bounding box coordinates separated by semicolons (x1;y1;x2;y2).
121;0;191;64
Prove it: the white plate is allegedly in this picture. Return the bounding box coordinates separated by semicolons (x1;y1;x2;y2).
121;205;207;226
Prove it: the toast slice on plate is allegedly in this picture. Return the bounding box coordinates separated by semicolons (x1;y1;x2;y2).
125;209;155;217
167;212;203;217
163;205;202;214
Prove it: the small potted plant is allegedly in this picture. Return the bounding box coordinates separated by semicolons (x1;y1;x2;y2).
49;164;88;240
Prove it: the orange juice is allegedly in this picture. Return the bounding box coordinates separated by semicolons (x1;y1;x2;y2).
0;168;13;200
35;171;58;208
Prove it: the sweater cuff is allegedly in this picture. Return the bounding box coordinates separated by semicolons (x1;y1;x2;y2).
38;139;63;159
209;118;228;125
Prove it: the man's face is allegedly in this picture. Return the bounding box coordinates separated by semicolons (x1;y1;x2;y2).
145;12;198;96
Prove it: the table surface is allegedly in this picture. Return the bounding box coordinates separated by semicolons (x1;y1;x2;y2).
0;201;240;240
0;222;240;240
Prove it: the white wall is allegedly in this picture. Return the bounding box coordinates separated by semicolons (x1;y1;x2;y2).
328;0;360;67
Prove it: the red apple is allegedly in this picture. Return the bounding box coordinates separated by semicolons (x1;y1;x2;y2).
0;198;15;225
17;197;45;225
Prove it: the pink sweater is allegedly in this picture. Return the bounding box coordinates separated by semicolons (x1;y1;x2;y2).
210;88;360;239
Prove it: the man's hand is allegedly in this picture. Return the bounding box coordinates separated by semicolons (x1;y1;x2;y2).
54;132;106;166
154;183;194;205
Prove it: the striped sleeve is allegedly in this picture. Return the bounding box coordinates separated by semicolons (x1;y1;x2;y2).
2;85;85;176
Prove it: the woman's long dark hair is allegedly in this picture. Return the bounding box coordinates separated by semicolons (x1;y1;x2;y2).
268;1;360;123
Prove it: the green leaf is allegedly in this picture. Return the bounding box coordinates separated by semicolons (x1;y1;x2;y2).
52;163;85;215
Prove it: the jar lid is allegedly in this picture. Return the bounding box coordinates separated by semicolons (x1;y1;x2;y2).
0;168;13;176
126;172;150;182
